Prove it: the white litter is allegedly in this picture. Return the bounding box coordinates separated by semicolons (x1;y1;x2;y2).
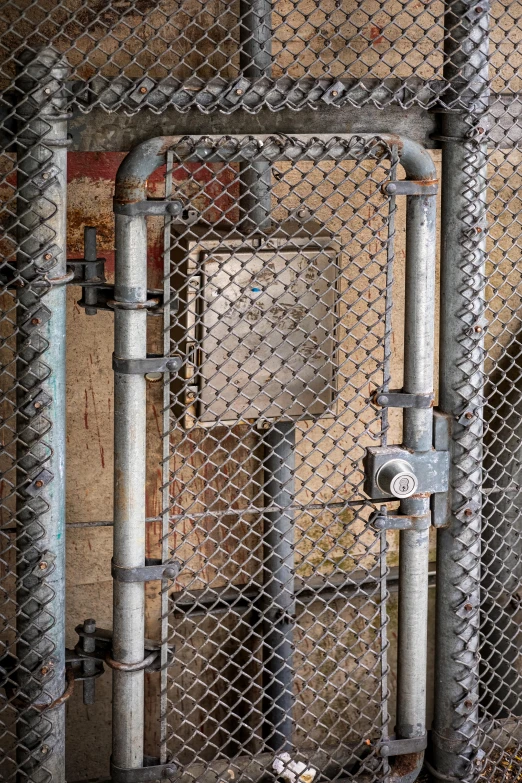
272;752;317;783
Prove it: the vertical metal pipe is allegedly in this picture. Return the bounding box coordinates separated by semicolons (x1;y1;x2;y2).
239;0;272;231
393;191;436;781
432;0;489;776
15;48;68;783
112;213;147;771
433;113;487;780
262;421;295;752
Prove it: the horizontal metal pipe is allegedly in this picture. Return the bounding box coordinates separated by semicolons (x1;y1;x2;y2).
114;134;438;206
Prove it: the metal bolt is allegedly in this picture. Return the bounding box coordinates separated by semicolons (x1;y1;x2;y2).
186;392;196;402
35;480;44;488
465;411;474;420
163;565;178;580
331;90;338;97
39;561;48;570
34;401;42;410
386;182;397;194
262;421;271;430
42;172;50;180
41;745;49;755
464;699;473;709
377;394;388;406
139;86;148;94
82;618;97;705
44;252;53;261
464;508;473;517
465;603;473;611
44;87;51;94
163;766;177;779
475;226;483;233
236;88;243;95
31;317;41;325
40;662;53;675
474;325;482;333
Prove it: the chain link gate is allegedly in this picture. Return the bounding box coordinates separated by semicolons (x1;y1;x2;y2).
108;132;438;783
2;0;522;782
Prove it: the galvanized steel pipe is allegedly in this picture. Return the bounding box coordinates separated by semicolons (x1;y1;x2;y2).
262;421;296;751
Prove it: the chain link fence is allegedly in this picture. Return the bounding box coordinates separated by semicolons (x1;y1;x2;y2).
1;2;522;783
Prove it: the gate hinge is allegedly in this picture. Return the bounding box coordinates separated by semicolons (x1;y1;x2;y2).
111;558;181;583
364;410;451;530
70;622;174;705
67;226;174;316
382;179;438;196
379;733;428;757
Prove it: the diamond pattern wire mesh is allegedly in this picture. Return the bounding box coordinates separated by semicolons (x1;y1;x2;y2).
0;83;64;783
0;0;497;114
154;136;398;782
5;2;522;783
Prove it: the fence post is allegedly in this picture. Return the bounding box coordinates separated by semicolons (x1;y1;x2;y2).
431;0;489;777
15;48;68;783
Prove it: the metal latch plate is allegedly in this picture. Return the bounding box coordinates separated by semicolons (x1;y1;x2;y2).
364;446;449;500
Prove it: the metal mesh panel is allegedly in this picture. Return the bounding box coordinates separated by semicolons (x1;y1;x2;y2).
0;1;492;114
151;135;398;782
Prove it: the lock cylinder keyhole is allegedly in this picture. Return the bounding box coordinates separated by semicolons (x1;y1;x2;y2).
375;459;419;499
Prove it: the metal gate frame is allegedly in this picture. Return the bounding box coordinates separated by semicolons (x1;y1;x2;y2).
110;133;437;782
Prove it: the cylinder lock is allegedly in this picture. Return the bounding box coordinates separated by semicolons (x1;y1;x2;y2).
375;459;418;499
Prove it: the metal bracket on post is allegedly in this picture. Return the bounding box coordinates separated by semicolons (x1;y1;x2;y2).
382;180;439;196
113;198;185;218
379;733;428;758
374;390;434;409
372;506;431;532
111;559;181;583
112;354;183;375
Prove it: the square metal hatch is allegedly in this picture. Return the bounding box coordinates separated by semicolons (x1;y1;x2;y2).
177;228;339;424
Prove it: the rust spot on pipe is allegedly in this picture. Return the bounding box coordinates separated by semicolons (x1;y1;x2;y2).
391;751;424;778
